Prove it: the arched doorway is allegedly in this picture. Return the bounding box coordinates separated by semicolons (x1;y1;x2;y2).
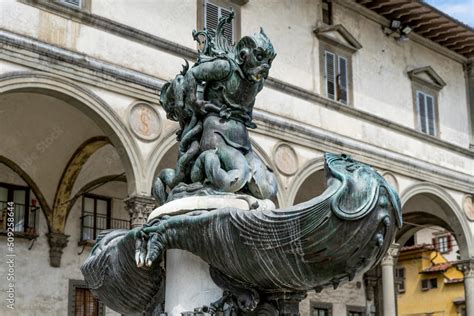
288;156;326;206
369;183;471;316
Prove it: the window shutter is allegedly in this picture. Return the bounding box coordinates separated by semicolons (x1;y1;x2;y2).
62;0;81;7
205;1;234;43
220;7;234;43
426;95;436;136
447;234;452;252
325;51;336;100
417;91;427;133
432;237;437;249
205;1;219;37
337;56;348;104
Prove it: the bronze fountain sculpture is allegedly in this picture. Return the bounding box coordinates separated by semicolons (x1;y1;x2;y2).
81;14;402;316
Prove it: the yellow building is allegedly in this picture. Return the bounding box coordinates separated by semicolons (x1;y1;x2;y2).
397;244;466;316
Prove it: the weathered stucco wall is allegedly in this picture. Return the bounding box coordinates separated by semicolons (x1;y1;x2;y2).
1;0;469;147
300;276;367;316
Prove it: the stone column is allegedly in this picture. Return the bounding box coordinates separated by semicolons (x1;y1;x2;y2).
124;195;156;228
457;259;474;316
364;270;379;316
381;243;399;316
47;232;69;267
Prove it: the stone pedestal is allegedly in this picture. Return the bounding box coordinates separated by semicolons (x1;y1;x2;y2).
165;250;222;316
149;196;267;316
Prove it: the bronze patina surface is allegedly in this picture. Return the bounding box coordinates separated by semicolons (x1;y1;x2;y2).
81;15;402;316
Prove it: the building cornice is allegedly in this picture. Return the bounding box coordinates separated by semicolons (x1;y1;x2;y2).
1;29;473;193
336;0;468;64
7;3;473;155
0;29;164;102
265;76;473;157
252;110;474;193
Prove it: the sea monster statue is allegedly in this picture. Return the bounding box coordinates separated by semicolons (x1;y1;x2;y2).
81;14;402;316
153;12;278;205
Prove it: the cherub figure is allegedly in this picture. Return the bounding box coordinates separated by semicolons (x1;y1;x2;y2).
155;12;277;204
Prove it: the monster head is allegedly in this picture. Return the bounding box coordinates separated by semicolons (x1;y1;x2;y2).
324;153;402;228
235;28;277;82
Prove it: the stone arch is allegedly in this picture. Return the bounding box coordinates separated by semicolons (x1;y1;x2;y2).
398;182;472;258
0;155;52;231
145;127;180;194
0;71;142;195
52;136;111;233
287;155;326;206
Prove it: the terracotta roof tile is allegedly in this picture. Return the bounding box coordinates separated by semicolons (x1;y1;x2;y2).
421;262;453;273
400;243;435;252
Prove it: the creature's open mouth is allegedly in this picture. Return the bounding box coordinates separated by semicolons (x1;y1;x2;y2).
250;73;263;81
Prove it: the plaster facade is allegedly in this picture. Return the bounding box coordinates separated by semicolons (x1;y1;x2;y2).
0;0;473;315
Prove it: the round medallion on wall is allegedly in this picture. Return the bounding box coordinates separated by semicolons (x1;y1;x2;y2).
128;102;162;141
273;143;299;176
463;195;474;221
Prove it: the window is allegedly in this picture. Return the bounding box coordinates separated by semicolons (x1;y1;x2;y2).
315;24;361;107
314;308;329;316
322;0;333;25
435;235;451;253
197;0;242;45
69;280;104;316
311;302;332;316
395;267;406;293
408;66;445;137
347;305;366;316
58;0;82;9
81;194;111;241
324;51;348;104
438;235;448;253
80;194;129;243
0;183;38;235
416;91;437;136
421;278;438;291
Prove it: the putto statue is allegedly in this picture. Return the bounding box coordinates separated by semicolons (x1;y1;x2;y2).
81;14;402;316
154;12;278;204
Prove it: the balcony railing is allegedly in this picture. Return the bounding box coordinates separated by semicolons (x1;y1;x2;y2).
0;200;39;238
80;212;130;242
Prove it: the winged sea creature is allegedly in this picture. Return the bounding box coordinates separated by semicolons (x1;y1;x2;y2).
81;153;402;315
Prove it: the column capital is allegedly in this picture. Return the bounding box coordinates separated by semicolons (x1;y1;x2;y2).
124;195;156;228
47;232;69;268
381;243;400;266
456;259;474;278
